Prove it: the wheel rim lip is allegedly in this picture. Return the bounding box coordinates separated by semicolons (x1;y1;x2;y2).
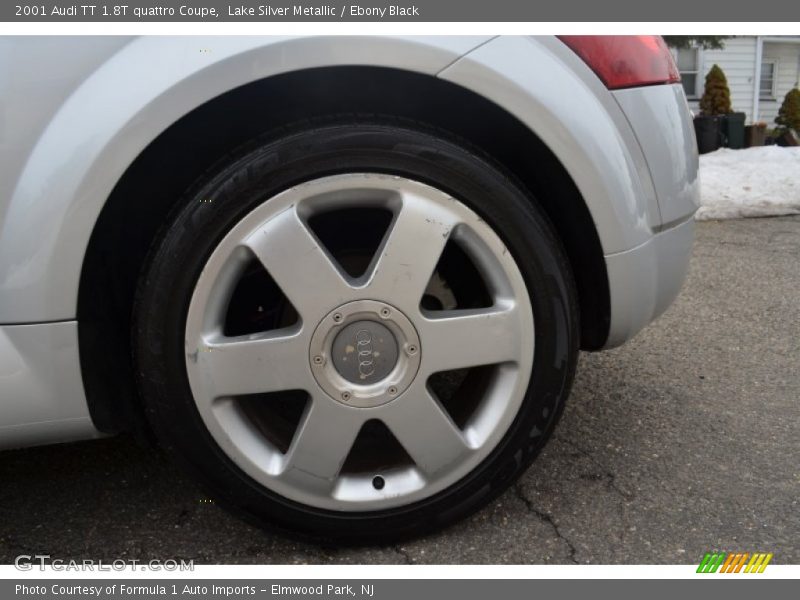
183;172;535;511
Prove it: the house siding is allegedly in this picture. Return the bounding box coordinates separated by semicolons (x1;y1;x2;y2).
687;37;757;121
761;42;800;125
683;36;800;125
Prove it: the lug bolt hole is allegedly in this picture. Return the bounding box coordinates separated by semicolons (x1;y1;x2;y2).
406;345;418;355
388;386;398;396
372;475;385;490
333;313;343;323
313;355;324;365
341;391;352;401
379;308;391;318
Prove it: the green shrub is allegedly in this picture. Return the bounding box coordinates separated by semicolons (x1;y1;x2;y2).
699;64;732;116
775;88;800;132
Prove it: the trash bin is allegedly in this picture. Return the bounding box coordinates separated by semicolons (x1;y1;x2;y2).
694;116;722;154
745;124;767;147
722;112;746;149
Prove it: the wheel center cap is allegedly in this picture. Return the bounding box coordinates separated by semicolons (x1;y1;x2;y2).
309;300;421;408
331;320;398;384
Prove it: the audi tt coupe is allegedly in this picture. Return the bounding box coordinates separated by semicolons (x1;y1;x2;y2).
0;35;698;541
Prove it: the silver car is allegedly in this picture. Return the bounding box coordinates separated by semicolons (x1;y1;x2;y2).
0;35;698;541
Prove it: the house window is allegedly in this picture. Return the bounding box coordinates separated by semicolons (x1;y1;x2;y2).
676;48;700;98
759;60;777;99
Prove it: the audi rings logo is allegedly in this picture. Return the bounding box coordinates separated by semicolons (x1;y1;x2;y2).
356;329;375;379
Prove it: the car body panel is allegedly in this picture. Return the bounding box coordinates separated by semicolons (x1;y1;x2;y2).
603;217;695;348
613;84;701;228
0;322;100;449
440;35;665;252
440;36;699;348
0;35;491;325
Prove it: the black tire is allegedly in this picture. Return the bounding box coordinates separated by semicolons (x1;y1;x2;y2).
133;120;579;543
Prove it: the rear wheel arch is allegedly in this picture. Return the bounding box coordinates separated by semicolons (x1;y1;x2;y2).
77;65;609;436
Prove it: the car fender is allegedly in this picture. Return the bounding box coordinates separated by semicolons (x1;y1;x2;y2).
0;35;491;323
439;35;663;255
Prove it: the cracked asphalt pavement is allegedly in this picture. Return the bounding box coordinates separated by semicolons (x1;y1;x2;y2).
1;217;798;564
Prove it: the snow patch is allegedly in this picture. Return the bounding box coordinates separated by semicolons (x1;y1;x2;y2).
696;146;800;220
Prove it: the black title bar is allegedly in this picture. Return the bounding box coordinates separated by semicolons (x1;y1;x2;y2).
3;0;799;22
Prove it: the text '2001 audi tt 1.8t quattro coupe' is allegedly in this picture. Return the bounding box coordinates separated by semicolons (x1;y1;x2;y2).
0;35;698;541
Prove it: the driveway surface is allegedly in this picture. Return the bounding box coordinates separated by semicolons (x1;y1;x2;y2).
1;216;798;565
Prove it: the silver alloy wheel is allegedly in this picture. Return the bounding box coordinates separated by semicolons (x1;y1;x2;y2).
184;173;534;511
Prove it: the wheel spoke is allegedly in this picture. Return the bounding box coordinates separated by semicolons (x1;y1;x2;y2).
280;397;364;493
244;206;353;320
381;383;471;476
190;332;311;399
417;306;521;374
366;193;460;311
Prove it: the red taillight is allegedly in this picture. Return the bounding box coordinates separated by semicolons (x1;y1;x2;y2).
558;36;681;90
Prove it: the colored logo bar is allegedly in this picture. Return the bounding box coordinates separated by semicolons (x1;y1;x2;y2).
697;552;773;573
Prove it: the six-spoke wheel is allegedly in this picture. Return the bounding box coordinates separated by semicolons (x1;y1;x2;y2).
134;122;577;541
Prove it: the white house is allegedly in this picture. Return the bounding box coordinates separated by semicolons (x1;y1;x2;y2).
673;36;800;125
